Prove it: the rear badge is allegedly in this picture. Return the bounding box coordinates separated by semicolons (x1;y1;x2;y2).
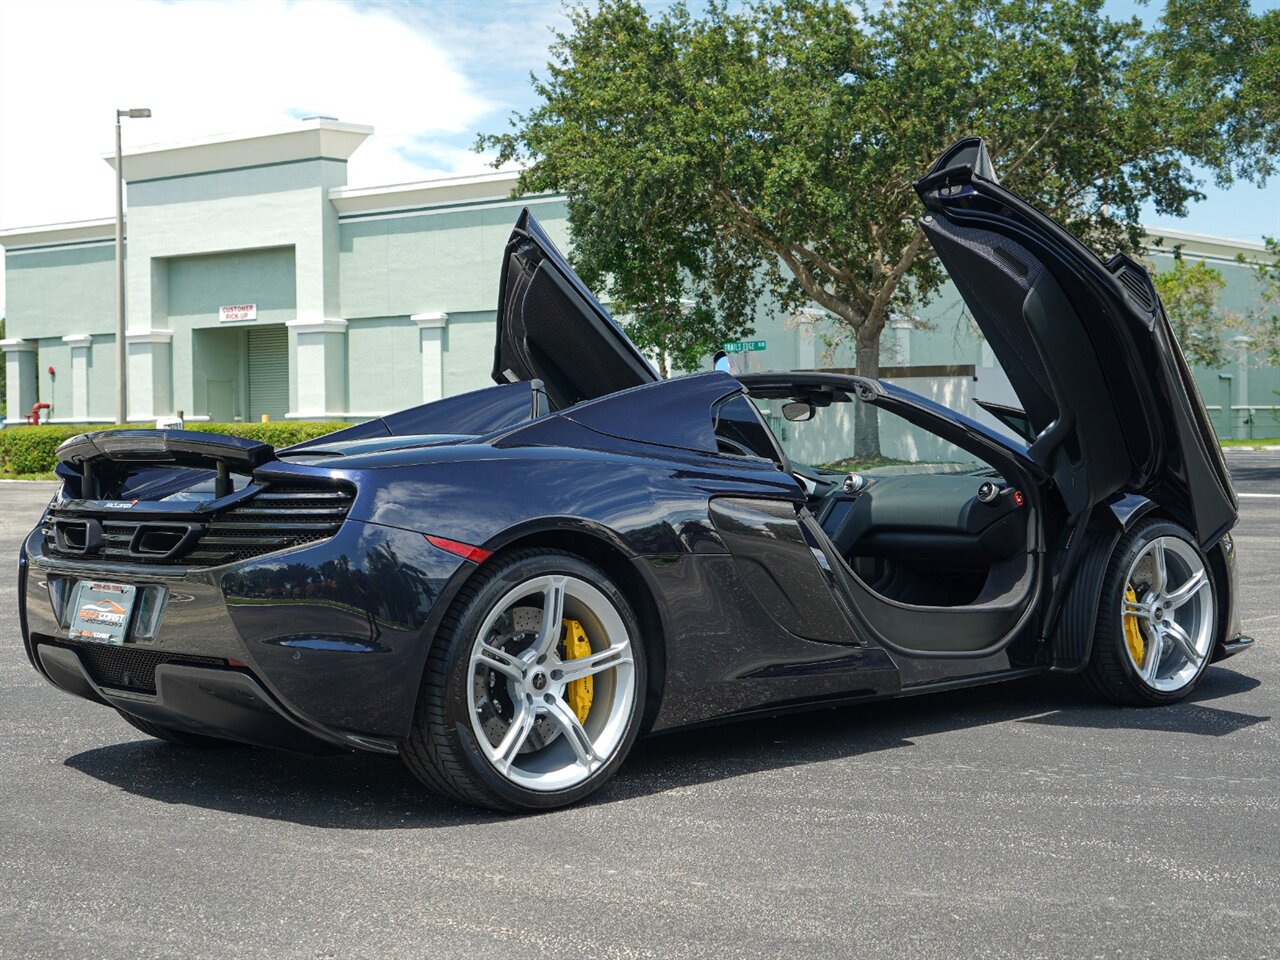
101;501;137;509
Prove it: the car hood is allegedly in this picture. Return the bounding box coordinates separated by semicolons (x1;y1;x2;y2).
492;209;659;410
914;138;1236;546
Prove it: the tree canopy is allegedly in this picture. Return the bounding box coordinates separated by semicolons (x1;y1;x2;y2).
482;0;1279;452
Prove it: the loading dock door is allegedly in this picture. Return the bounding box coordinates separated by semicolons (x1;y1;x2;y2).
247;325;289;421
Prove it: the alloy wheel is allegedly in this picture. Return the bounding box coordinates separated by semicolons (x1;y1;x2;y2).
1121;536;1215;693
466;574;636;791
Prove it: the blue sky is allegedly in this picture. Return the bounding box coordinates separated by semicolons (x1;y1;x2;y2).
0;0;1276;313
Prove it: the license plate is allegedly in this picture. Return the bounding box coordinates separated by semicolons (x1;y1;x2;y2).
69;581;137;645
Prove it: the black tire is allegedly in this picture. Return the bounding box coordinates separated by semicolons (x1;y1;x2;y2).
400;549;647;812
1082;519;1217;706
117;710;233;748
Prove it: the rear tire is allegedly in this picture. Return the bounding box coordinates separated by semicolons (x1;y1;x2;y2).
1083;519;1217;706
117;710;232;748
400;549;646;812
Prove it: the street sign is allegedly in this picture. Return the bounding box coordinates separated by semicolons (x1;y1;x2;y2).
722;340;766;353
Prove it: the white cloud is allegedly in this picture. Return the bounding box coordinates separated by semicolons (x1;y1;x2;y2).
0;0;496;230
0;0;517;313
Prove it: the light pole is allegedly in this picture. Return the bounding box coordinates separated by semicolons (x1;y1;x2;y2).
114;108;151;424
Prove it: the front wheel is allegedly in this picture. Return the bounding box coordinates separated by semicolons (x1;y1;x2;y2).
1084;519;1217;706
401;550;646;812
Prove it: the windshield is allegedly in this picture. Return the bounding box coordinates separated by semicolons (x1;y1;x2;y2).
751;396;990;477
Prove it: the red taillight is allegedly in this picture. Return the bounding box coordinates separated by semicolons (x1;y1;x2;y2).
227;658;248;669
425;534;492;563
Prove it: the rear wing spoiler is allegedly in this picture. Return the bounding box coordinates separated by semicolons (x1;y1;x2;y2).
57;430;276;498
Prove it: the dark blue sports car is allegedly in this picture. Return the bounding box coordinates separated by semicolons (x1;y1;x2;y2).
19;140;1252;811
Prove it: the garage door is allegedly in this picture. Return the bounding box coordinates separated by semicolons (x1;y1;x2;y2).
247;325;289;421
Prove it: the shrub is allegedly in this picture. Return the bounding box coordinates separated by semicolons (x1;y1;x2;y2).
0;421;350;476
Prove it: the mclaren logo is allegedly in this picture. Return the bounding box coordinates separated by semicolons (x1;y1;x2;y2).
101;501;137;509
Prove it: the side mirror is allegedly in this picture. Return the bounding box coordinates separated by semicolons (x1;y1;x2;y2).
782;400;815;422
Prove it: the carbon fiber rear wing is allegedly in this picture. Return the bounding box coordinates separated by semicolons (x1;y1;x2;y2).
56;430;276;499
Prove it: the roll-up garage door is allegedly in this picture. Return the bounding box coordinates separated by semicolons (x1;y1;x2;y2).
247;325;289;421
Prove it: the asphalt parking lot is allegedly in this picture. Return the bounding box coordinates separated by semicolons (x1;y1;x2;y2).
1;453;1277;960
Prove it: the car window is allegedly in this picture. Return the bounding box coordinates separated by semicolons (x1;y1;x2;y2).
713;394;785;462
751;396;988;476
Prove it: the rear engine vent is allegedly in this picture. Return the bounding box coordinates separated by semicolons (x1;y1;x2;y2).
41;482;354;568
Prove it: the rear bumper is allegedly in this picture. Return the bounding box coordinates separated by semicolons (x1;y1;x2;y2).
21;517;471;748
36;642;367;753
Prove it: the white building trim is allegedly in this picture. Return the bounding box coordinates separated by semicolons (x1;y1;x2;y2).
126;328;174;344
330;169;525;216
102;118;372;182
0;217;116;251
286;318;348;335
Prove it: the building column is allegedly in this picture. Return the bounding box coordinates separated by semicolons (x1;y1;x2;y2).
126;329;174;422
793;308;822;370
61;334;92;421
286;318;347;418
1232;335;1252;440
413;312;449;403
889;314;913;367
1;339;39;425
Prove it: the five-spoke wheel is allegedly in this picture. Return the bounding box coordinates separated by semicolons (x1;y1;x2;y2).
401;550;645;811
467;573;637;791
1086;520;1217;705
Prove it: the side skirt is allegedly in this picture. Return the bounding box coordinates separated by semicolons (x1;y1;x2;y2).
645;665;1050;736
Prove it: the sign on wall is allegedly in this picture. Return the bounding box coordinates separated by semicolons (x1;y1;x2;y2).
219;303;258;323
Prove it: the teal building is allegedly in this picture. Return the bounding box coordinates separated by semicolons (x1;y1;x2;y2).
2;119;1276;438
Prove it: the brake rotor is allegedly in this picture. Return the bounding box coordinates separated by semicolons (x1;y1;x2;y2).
472;605;600;754
472;606;557;751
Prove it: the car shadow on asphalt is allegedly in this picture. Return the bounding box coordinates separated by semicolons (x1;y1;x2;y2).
61;665;1267;827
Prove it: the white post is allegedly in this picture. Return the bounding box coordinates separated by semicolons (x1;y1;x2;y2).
286;319;348;418
890;315;913;368
413;312;449;403
794;308;822;370
1;339;39;424
61;334;93;422
126;329;174;421
1233;335;1251;440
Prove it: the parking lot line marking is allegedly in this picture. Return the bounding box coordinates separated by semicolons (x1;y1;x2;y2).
1237;493;1280;499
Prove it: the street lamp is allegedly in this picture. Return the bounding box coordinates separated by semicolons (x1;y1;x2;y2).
114;108;151;424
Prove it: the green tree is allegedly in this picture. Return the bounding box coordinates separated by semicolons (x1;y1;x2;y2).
1247;237;1280;366
1150;237;1280;368
1151;258;1235;368
483;0;1278;457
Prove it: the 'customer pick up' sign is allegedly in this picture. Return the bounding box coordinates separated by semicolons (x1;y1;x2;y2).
219;303;257;323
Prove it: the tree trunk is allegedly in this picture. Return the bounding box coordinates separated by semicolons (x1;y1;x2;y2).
852;332;881;462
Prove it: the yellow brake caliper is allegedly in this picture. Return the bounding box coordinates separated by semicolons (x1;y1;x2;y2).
561;619;594;723
1123;585;1145;667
